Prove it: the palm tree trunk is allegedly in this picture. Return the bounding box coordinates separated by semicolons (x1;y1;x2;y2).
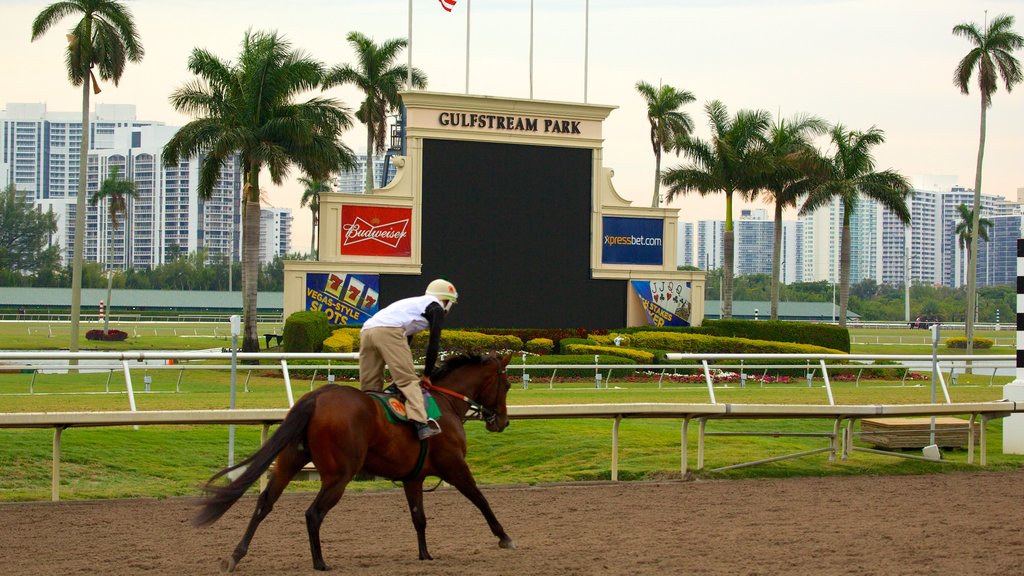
364;129;375;194
69;76;91;356
309;212;316;257
722;192;734;319
838;215;851;328
770;201;784;320
103;224;113;335
241;168;261;353
965;98;987;366
651;150;662;208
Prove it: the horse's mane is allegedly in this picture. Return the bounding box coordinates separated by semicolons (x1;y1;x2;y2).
432;353;488;382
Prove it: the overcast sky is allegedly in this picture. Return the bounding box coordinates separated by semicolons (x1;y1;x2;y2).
2;0;1022;251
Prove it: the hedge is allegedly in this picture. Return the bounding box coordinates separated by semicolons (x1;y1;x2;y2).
945;337;994;349
629;331;844;356
562;343;655;363
322;329;356;353
615;319;850;353
525;338;555;354
411;330;524;355
468;327;601;344
508;354;637;378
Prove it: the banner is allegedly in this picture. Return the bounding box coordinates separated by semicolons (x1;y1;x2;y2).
306;272;380;325
631;280;691;327
602;216;663;265
340;205;412;257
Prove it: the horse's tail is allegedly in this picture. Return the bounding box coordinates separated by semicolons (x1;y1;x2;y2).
193;391;319;528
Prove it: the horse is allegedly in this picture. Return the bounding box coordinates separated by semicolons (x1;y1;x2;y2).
194;352;515;572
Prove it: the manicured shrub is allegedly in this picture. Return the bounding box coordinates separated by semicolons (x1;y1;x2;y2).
525;338;554;354
86;329;128;341
469;327;598;343
589;333;633;347
616;319;851;353
411;330;524;355
629;331;844;356
945;337;993;349
558;338;596;353
322;330;355;353
283;311;331;353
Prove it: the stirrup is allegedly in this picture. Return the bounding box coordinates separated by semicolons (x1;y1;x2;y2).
416;418;441;440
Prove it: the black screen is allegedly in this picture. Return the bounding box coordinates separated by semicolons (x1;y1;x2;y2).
379;139;626;329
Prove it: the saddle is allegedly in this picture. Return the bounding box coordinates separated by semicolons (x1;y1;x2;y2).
366;384;442;424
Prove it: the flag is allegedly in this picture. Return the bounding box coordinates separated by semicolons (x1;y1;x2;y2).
439;0;456;12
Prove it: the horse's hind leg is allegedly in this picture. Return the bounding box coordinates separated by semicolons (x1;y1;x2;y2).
305;474;353;571
402;479;432;560
223;443;307;572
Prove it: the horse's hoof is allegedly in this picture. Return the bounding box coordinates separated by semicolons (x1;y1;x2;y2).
220;557;237;573
313;563;331;571
499;538;516;550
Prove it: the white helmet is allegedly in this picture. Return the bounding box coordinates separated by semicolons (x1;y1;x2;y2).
425;279;458;311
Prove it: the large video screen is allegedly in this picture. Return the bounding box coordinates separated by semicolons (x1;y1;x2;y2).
380;139;626;328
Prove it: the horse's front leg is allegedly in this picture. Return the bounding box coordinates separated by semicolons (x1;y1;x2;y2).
444;464;515;550
401;479;432;560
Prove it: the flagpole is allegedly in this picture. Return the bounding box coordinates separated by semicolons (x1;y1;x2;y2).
465;0;471;94
584;0;589;103
529;0;534;99
407;0;413;90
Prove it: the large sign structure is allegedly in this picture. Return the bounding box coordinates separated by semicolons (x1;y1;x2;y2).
283;92;705;328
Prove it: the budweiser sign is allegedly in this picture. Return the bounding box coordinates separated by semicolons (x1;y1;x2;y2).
340;205;412;257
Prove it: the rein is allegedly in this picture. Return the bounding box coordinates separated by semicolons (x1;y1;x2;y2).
423;357;505;425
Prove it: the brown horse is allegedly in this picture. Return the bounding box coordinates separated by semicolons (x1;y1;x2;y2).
194;352;515;572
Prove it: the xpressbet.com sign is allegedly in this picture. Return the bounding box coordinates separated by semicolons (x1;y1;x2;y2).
601;216;663;265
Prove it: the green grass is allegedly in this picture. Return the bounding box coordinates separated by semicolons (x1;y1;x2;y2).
0;324;1021;502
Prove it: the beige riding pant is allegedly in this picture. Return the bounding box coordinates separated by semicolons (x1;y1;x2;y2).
359;326;428;423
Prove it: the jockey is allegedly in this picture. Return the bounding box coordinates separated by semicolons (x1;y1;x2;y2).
359;279;458;440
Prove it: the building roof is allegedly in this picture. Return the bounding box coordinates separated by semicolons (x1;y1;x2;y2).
703;300;859;322
0;287;283;312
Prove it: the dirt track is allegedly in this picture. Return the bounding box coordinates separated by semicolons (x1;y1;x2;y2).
1;470;1022;575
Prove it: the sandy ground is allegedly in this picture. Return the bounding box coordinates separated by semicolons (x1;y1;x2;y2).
1;470;1022;575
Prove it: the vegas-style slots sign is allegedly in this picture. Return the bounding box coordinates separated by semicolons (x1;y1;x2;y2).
340;205;412;257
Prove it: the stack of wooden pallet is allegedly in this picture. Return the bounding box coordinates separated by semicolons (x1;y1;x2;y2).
860;417;978;449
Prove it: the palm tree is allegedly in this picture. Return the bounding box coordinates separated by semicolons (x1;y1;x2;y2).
800;125;911;328
163;30;357;353
662;101;770;319
325;32;426;193
31;0;143;353
952;13;1022;354
635;81;695;208
90;165;137;335
299;176;330;259
760;114;828;320
954;203;993;287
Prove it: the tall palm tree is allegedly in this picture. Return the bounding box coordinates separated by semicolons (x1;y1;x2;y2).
954;203;993;288
31;0;143;353
90;165;137;335
163;30;356;352
325;32;426;193
662;101;770;319
635;80;695;208
299;176;330;259
761;114;828;320
952;13;1022;354
800;125;911;328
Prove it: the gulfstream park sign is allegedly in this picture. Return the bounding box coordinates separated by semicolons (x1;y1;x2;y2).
437;111;583;135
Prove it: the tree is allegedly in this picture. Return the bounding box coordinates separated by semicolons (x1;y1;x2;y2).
662;101;770;319
954;203;993;287
760;113;827;320
163;30;356;352
299;176;330;259
635;80;695;208
0;184;60;274
952;13;1022;355
325;32;426;193
90;166;137;334
800;125;911;328
31;0;143;353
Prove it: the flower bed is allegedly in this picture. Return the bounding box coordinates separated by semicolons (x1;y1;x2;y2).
85;329;128;342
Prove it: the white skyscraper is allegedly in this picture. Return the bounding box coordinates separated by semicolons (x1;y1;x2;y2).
260;207;293;264
1;102;248;270
696;209;799;279
336;153;399;193
676;221;694;268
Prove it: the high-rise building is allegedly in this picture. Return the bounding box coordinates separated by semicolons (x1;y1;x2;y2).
696;209;799;280
336;153;398;193
260;207;293;264
676;221;694;268
1;102;251;270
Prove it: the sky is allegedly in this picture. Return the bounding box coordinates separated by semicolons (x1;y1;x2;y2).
2;0;1022;253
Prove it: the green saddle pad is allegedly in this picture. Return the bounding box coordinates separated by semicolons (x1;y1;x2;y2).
368;386;442;424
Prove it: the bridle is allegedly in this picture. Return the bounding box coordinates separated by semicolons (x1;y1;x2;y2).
423;356;508;426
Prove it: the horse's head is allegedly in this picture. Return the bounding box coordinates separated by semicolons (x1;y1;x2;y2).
432;352;512;432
